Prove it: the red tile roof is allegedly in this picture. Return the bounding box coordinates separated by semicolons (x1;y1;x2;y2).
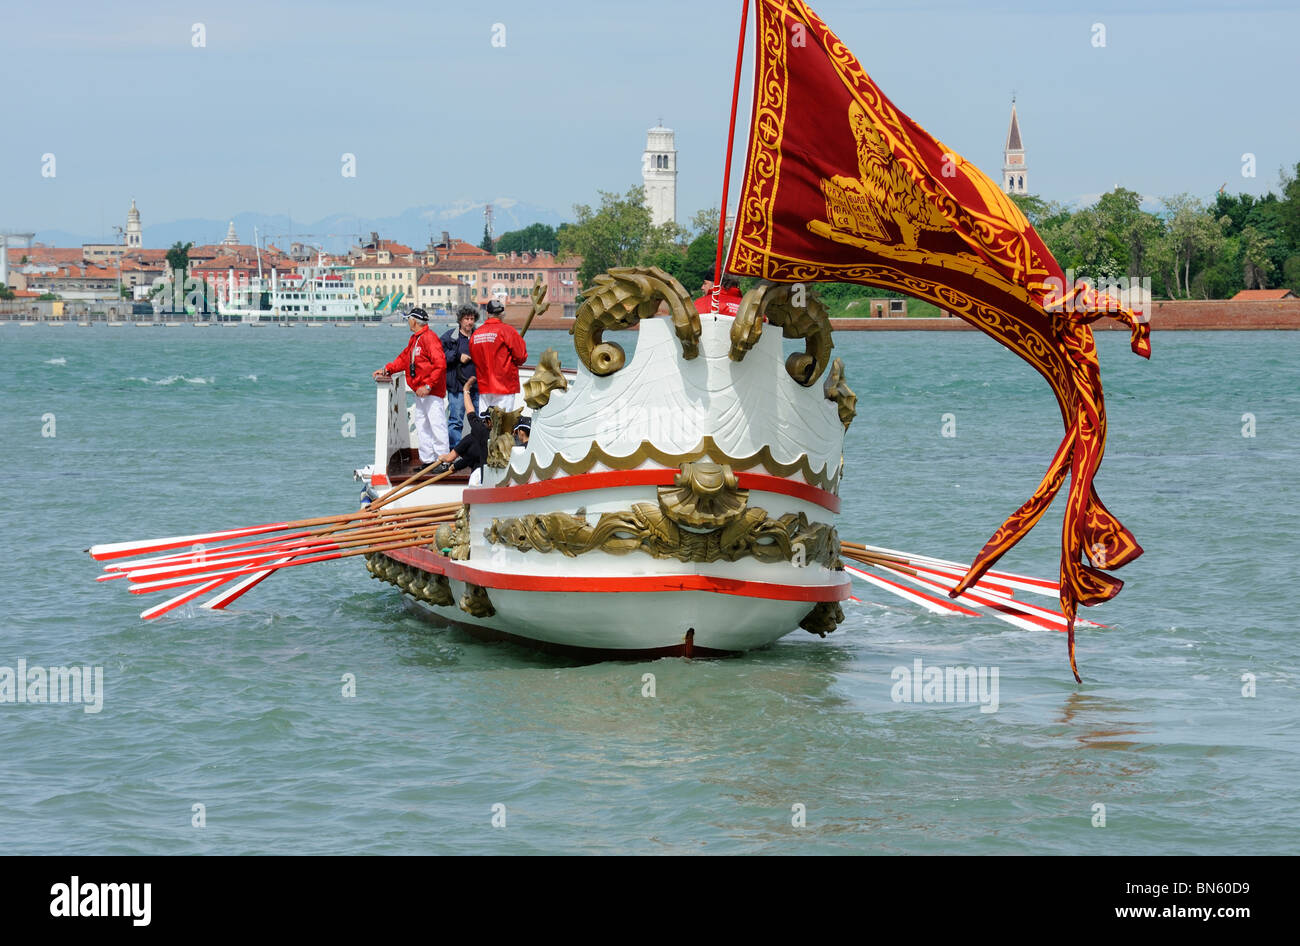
1232;289;1295;300
418;273;463;286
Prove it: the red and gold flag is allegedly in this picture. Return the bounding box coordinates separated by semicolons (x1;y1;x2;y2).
726;0;1151;679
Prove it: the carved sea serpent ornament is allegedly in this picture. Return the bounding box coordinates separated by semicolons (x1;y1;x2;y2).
486;406;525;469
523;347;568;410
823;357;857;431
729;280;835;386
569;266;700;376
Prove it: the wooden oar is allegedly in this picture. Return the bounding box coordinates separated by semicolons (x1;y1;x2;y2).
841;540;1060;598
127;530;444;595
846;553;1105;632
194;476;461;613
843;564;980;616
101;503;459;575
121;514;454;583
89;500;455;562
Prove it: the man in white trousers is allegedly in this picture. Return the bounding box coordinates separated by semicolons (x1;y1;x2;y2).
372;307;448;472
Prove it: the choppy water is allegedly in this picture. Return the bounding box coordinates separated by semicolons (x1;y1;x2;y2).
1;322;1297;854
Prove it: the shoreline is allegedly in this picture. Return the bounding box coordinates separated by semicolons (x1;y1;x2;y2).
4;298;1299;332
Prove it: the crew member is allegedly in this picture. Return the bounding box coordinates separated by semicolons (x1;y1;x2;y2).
695;267;743;316
469;299;528;412
372;307;448;471
435;380;490;474
440;304;479;445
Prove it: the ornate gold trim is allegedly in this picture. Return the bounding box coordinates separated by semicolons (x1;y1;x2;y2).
730;280;835;386
658;462;748;529
800;600;844;637
486;502;839;568
499;436;839;493
486;406;525;469
459;583;495;617
433;507;471;560
523;347;568;410
366;553;453;606
823;357;857;431
569;266;700;376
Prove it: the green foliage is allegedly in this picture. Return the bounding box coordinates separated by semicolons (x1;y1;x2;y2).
495;222;559;255
480;223;493;253
165;241;192;274
0;283;13;301
36;293;58;301
560;186;682;286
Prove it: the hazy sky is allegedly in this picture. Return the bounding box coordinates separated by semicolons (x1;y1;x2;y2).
3;0;1297;241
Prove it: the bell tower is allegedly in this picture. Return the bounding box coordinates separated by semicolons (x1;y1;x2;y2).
125;198;142;247
1002;100;1026;195
642;121;677;228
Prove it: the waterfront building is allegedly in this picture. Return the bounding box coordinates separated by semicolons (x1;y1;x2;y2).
477;250;581;308
417;272;471;311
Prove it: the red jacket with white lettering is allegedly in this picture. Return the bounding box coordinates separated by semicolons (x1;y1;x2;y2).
385;325;446;397
469;317;528;394
694;285;743;316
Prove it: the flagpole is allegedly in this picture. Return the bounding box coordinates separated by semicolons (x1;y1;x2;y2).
711;0;751;314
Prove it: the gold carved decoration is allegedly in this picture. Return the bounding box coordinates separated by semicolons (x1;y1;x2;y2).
459;583;495;618
822;357;857;431
569;266;700;376
433;506;471;560
800;601;844;637
365;553;454;606
730;280;834;386
486;460;839;567
523;347;568;410
519;277;550;336
499;436;839;494
657;461;748;529
486;406;525;469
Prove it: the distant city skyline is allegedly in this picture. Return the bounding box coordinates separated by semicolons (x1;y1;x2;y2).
4;0;1298;242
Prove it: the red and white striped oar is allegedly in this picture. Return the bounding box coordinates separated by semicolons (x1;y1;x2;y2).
126;532;441;595
868;561;1105;632
199;552;300;612
119;515;447;584
139;576;232;621
844;564;980;616
88;501;458;562
842;541;1060;599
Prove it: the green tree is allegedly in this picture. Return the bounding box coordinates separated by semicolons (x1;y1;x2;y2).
495;222;560;255
689;207;721;240
165;241;193;275
0;283;14;300
1281;255;1300;293
1240;224;1275;289
480;223;494;253
561;186;667;286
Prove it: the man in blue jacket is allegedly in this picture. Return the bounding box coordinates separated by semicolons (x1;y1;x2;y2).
440;304;479;445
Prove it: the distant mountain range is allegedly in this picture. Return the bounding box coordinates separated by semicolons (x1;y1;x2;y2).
31;198;569;253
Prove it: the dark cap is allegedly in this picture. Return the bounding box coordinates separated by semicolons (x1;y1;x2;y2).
485;299;505;316
408;307;429;323
513;417;532;433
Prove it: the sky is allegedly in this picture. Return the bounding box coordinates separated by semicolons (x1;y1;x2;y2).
3;0;1298;243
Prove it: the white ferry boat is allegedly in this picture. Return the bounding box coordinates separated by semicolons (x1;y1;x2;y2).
218;257;379;323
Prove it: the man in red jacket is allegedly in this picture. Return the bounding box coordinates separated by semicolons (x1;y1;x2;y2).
372;307;448;469
694;266;743;316
469;299;528;412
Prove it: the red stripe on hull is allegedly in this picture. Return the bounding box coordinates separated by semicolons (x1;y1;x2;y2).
385;546;850;602
463;468;840;512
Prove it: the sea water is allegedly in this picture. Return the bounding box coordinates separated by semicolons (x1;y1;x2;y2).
0;323;1296;854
